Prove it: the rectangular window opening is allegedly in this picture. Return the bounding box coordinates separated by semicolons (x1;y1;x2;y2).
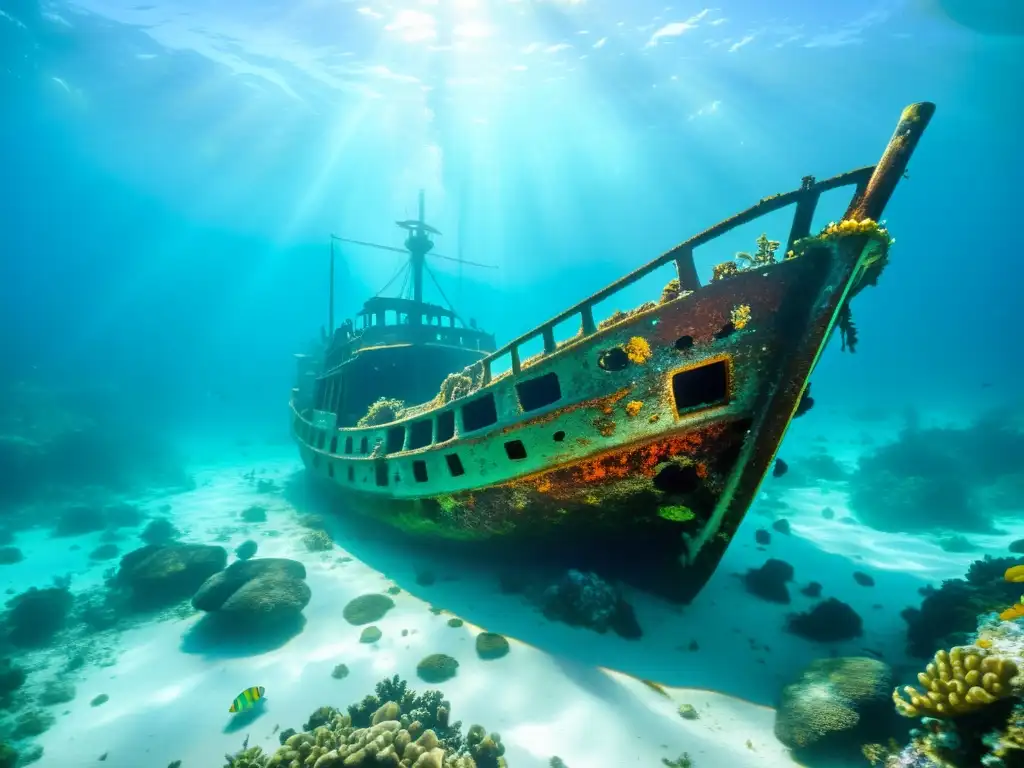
462;393;498;432
386;426;406;454
445;453;465;477
344;436;353;454
504;439;527;460
375;461;389;487
412;460;428;483
436;411;455;443
408;420;433;451
671;359;729;414
347;464;355;482
516;372;562;412
329;435;338;454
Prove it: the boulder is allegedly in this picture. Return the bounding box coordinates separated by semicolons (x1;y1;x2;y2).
115;543;227;610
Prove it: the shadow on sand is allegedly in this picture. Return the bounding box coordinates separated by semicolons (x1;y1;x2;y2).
180;611;306;658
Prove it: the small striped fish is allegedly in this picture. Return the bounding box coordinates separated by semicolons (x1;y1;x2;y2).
229;686;265;713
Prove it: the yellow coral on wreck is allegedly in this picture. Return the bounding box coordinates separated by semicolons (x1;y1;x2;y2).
624;336;652;364
730;304;752;330
624;400;643;417
892;646;1019;718
711;261;739;281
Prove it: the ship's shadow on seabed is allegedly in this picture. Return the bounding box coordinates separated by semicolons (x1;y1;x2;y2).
282;472;693;605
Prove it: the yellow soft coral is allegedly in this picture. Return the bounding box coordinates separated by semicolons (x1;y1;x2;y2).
624;336;651;364
1004;564;1024;583
892;646;1018;718
1000;603;1024;621
730;304;752;330
711;261;739;281
624;400;643;417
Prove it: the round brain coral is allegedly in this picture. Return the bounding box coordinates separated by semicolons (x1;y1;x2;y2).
774;657;893;757
416;653;459;683
475;632;510;661
342;594;395;625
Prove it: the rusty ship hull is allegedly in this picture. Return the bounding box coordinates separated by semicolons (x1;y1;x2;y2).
291;103;935;602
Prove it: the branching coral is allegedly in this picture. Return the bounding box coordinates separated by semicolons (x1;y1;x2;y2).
893;647;1018;717
246;676;502;768
736;234;780;267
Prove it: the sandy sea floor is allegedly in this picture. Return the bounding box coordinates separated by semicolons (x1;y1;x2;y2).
3;416;1022;768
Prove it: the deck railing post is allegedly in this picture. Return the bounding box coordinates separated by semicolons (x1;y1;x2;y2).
674;247;700;292
510;346;521;375
786;185;821;255
580;305;597;336
542;326;556;354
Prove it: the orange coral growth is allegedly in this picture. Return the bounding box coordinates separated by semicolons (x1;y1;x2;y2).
1004;564;1024;583
625;400;643;417
625;336;652;364
999;604;1024;621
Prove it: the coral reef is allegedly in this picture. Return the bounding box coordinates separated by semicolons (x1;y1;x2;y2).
774;657;896;763
220;676;506;767
786;598;863;642
343;594;395;625
0;547;22;565
866;612;1024;768
2;586;73;647
112;543;227;611
538;570;642;639
0;380;191;509
902;556;1022;658
302;529;333;552
850;414;1024;534
892;646;1018;717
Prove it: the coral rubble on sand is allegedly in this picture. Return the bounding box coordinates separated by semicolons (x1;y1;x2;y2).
223;676;507;767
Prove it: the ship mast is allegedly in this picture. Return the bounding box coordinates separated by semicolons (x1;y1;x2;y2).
328;191;496;332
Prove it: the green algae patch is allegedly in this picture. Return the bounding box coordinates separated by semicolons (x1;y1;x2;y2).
343;594;395;625
657;505;695;522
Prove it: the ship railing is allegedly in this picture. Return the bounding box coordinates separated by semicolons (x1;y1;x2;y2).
473;166;876;386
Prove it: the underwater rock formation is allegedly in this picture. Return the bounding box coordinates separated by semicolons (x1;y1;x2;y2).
774;656;896;764
902;555;1022;658
113;543;227;610
192;558;310;629
786;598;863;642
475;633;509;661
2;586;73;647
538;570;642;639
223;675;506;767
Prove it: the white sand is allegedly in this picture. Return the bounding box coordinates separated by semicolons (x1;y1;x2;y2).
6;427;1022;768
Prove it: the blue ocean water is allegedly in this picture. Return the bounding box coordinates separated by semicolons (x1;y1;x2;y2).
1;1;1023;767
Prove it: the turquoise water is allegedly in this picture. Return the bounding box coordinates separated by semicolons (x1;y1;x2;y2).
1;2;1023;767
